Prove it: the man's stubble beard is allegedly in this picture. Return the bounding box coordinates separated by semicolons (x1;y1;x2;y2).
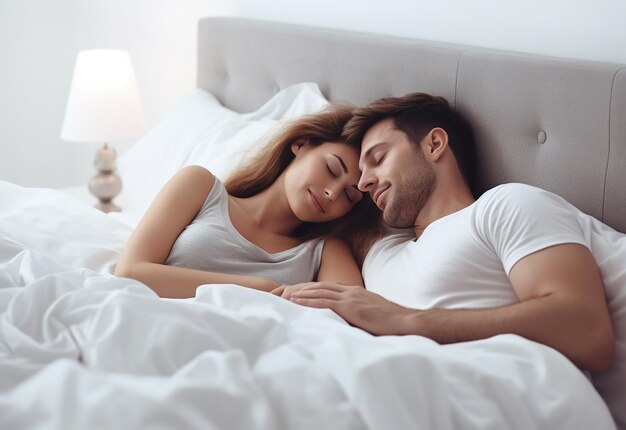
383;155;437;229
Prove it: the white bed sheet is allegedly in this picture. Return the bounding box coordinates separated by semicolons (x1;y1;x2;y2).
0;180;616;429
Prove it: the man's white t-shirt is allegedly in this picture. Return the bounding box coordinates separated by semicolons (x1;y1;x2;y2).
363;183;626;426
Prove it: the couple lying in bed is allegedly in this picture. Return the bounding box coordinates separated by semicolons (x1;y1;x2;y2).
116;92;624;378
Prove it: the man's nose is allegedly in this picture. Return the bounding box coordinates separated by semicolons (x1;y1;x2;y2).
358;168;375;192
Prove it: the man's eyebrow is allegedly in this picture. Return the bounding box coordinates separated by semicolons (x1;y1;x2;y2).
362;142;387;162
332;154;348;174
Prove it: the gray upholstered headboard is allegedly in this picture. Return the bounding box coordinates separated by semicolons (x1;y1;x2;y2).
198;17;626;233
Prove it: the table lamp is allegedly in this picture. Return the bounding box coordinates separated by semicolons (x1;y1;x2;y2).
61;49;146;212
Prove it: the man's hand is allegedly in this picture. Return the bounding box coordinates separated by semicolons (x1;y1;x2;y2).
273;281;417;336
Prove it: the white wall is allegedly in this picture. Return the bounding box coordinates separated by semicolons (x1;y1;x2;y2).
238;0;626;64
2;0;626;188
0;0;236;188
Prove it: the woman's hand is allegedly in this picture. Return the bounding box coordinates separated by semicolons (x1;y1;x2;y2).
270;282;320;299
271;281;365;301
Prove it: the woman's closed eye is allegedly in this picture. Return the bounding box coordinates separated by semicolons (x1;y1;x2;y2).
325;156;362;203
327;156;344;178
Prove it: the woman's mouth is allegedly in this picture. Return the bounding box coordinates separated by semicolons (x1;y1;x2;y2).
309;190;326;213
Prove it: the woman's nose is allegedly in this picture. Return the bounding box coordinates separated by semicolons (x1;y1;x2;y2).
324;183;341;201
324;188;335;201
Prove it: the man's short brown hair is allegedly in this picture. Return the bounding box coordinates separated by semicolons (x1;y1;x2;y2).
343;93;478;193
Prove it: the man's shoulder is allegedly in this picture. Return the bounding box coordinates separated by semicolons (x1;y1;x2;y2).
477;183;561;211
476;183;577;226
479;182;544;202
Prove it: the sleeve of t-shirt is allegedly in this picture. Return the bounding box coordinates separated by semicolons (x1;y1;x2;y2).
475;183;589;275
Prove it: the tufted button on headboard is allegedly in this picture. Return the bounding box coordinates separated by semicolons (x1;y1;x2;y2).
537;131;547;144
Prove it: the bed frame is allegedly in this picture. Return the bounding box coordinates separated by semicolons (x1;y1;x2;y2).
197;17;626;233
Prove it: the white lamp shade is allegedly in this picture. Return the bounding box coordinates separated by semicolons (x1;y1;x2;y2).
61;49;146;143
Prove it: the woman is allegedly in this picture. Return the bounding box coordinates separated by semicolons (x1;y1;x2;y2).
115;104;381;298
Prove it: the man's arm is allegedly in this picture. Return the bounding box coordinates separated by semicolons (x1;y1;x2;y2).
288;243;614;371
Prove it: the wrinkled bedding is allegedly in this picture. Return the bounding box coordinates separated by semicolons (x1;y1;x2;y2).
0;181;616;429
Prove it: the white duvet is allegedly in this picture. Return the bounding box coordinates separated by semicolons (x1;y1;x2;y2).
0;180;616;430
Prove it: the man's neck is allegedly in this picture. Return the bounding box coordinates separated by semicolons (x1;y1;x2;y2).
413;181;475;237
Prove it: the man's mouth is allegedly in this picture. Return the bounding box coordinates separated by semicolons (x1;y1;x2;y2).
372;186;389;209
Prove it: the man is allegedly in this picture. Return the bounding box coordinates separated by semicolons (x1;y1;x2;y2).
273;92;623;376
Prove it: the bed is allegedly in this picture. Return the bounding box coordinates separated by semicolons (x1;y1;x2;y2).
1;16;625;429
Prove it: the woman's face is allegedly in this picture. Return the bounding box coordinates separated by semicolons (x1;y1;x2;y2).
284;141;364;223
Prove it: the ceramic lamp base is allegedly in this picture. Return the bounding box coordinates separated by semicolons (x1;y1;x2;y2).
94;200;121;213
89;143;122;213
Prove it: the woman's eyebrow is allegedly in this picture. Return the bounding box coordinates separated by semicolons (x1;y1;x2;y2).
331;154;348;173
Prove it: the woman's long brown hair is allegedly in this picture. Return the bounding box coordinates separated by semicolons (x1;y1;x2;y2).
225;103;383;266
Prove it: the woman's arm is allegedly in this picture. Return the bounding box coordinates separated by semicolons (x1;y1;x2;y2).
316;237;364;286
115;166;276;298
271;237;363;299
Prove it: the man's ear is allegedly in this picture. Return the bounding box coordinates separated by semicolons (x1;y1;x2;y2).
291;139;307;156
424;128;449;162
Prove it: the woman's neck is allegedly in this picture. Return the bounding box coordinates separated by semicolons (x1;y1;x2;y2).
232;175;302;236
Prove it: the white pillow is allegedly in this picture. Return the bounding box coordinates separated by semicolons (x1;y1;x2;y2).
118;83;329;225
117;90;238;218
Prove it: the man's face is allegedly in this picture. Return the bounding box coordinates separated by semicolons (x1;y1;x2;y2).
358;118;437;228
